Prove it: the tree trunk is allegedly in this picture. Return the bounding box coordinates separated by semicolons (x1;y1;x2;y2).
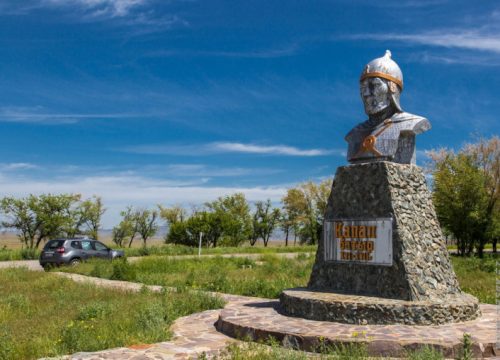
493;238;497;253
458;237;465;256
477;244;484;258
128;234;135;248
285;229;289;247
466;238;474;256
35;234;45;249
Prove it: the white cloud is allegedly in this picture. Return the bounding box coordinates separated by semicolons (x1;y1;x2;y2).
351;30;500;54
405;51;500;67
0;163;40;171
123;142;338;157
0;0;185;32
212;142;331;156
0;106;154;124
44;0;147;18
0;173;287;228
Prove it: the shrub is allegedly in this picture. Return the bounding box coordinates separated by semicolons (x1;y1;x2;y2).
110;259;136;281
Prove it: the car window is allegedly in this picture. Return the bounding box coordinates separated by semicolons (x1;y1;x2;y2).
93;242;108;251
81;241;92;251
70;241;82;249
45;240;65;250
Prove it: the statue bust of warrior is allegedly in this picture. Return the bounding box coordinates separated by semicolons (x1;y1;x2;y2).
346;50;430;165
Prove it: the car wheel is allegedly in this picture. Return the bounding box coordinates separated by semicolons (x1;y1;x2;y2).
69;258;81;267
42;264;52;272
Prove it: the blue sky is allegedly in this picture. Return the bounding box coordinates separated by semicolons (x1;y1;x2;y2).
0;0;499;227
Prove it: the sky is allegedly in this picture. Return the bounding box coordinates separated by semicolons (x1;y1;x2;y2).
0;0;499;228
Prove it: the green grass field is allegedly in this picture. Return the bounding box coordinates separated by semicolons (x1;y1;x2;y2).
1;253;489;359
0;267;224;360
59;253;497;304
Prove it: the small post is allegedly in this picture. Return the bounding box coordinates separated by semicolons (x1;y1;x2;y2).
198;232;203;257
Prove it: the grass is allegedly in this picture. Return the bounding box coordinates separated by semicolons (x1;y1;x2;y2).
450;254;497;304
0;247;40;261
205;339;446;360
0;267;224;360
0;241;316;261
122;243;316;257
60;252;497;303
59;253;316;299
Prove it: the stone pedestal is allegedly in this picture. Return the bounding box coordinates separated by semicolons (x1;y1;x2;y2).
281;162;480;325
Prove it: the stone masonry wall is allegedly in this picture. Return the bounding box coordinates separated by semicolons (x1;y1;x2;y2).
308;161;462;301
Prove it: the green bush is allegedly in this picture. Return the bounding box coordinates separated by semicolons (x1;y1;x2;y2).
0;248;41;261
77;301;111;321
20;248;38;260
110;259;136;281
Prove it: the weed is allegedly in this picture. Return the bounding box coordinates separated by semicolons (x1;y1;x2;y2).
77;302;111;321
110;258;136;281
458;333;473;360
406;345;444;360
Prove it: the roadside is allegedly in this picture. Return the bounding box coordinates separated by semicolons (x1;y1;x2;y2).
0;252;314;272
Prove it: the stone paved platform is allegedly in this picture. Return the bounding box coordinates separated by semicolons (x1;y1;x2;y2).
217;299;498;358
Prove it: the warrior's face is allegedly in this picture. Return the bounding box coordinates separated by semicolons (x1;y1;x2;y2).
360;77;391;115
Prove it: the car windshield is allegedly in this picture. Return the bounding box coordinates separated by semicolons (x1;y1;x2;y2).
44;240;65;250
93;242;108;251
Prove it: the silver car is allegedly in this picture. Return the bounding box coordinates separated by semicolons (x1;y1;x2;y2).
39;238;124;270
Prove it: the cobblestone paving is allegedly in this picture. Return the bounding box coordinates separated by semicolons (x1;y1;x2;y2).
217;299;498;358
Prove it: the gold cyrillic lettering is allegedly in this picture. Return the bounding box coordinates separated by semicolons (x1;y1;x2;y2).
335;222;343;239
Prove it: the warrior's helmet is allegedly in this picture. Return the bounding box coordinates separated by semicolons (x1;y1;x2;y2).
360;50;403;112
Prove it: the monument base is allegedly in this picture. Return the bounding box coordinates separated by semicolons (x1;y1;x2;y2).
301;161;480;325
216;298;497;358
280;288;480;325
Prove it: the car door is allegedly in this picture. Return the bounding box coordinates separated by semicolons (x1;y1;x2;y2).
80;240;94;260
93;241;111;259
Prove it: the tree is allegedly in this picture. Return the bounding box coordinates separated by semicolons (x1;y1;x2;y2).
0;193;82;249
158;205;187;226
0;196;38;249
465;137;500;257
251;200;281;247
281;179;332;245
135;208;159;247
111;207;139;248
112;208;136;247
79;196;105;240
279;211;293;246
205;193;251;246
67;196;105;239
428;136;499;257
165;210;222;247
282;188;306;244
111;222;128;247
